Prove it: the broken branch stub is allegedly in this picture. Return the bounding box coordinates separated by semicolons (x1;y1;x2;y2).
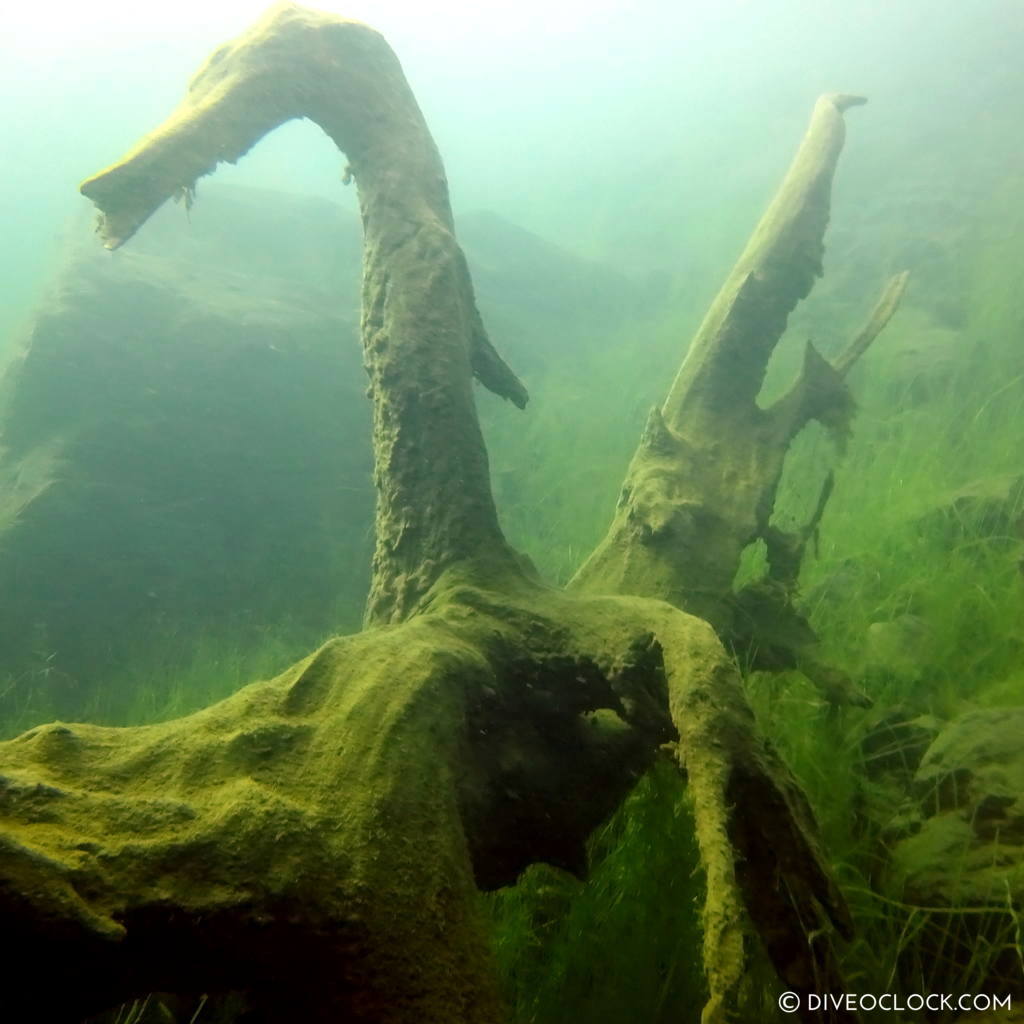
663;92;867;432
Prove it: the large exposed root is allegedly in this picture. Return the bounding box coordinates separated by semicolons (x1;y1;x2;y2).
26;7;893;1021
0;564;771;1021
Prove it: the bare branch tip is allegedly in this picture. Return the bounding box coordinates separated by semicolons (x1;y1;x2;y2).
828;93;868;112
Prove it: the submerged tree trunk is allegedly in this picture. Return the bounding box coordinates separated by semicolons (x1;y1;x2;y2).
571;93;907;1014
0;4;904;1022
571;93;907;704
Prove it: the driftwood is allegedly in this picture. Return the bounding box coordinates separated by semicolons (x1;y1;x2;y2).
572;93;908;707
570;91;907;1012
0;4;907;1022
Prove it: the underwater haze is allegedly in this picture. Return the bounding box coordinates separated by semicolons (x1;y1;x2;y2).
2;1;1024;1023
4;0;1021;342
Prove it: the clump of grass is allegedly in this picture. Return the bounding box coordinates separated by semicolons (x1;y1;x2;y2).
0;617;325;740
88;993;211;1024
487;761;707;1024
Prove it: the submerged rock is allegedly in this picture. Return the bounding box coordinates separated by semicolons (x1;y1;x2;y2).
0;186;375;716
891;707;1024;906
864;614;934;684
917;473;1024;551
0;185;648;719
887;707;1024;1003
860;707;941;782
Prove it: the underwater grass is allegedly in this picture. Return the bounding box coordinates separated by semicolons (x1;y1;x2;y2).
87;993;211;1024
0;616;332;740
481;175;1024;1021
487;760;707;1024
742;221;1024;1013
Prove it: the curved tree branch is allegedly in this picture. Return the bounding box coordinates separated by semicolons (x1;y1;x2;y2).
80;1;527;626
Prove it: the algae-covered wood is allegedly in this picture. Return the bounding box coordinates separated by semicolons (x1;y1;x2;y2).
0;4;905;1023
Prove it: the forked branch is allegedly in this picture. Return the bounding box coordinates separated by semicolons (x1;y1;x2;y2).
572;95;908;678
572;93;909;1016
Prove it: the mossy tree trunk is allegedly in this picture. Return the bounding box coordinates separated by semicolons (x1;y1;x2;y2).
0;4;904;1022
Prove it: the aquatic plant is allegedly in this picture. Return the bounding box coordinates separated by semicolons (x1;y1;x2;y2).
0;4;913;1023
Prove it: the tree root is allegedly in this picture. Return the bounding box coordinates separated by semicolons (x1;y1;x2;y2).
0;563;845;1021
13;7;907;1021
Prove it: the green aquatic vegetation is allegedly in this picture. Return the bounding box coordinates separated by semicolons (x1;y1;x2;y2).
836;889;1023;1014
480;308;676;585
112;997;154;1024
0;620;321;740
744;673;1024;1017
743;243;1024;1007
481;172;1024;1023
771;303;1024;712
488;762;706;1024
93;993;209;1024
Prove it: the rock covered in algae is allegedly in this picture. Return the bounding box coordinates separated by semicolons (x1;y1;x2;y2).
891;706;1024;906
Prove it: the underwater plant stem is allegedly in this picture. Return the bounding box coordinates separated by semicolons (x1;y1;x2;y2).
78;2;527;626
